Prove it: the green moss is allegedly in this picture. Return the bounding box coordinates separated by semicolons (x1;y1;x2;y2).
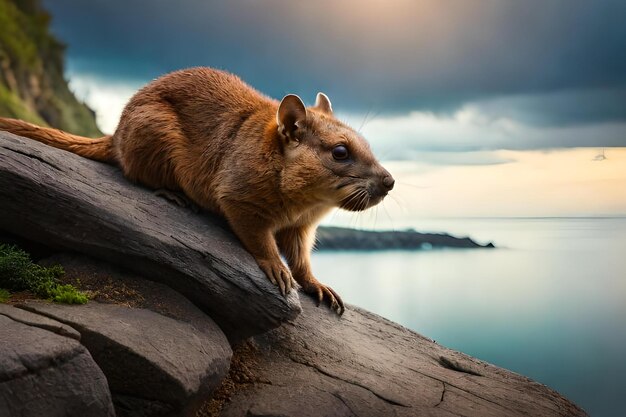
51;284;89;304
0;288;9;303
48;93;103;138
0;244;88;304
0;0;103;137
0;0;40;70
0;84;48;125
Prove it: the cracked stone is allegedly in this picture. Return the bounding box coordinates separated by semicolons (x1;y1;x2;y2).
0;315;114;417
0;303;80;340
217;296;587;417
18;300;232;417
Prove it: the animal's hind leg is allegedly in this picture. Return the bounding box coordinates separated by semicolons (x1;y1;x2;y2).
113;101;185;192
154;189;200;213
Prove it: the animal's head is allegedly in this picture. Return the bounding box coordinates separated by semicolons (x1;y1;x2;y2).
275;93;394;211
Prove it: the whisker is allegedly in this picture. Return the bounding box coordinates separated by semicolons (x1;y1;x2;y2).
382;202;395;231
350;208;359;229
397;181;430;190
387;194;406;213
374;205;379;229
389;191;410;208
352;189;364;209
359;190;371;211
356;190;366;211
361;109;381;131
358;108;372;133
340;188;356;210
352;189;363;209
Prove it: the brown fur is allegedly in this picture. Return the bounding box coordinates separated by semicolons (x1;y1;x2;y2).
0;67;395;314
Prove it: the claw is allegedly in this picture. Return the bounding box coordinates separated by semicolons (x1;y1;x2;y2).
327;286;345;315
258;260;294;297
309;284;342;314
283;271;292;294
277;272;285;295
263;267;277;285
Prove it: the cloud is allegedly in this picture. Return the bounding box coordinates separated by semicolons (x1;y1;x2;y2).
43;0;626;126
68;73;141;134
327;149;626;222
350;105;626;158
404;152;516;167
68;71;626;154
473;88;626;127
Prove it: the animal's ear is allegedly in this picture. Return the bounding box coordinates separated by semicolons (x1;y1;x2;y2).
277;94;306;141
313;92;333;115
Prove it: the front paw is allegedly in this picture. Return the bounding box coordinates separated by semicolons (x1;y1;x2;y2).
302;280;345;315
258;259;295;296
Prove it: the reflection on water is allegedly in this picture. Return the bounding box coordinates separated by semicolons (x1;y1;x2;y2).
312;218;626;417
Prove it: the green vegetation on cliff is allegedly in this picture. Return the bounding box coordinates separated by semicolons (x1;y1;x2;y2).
0;244;88;304
0;0;101;136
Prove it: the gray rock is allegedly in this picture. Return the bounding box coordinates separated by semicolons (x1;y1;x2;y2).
0;314;114;417
219;296;587;417
37;252;234;339
0;303;80;340
0;132;301;341
18;301;231;416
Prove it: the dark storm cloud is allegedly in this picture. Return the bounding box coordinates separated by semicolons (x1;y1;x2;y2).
43;0;626;125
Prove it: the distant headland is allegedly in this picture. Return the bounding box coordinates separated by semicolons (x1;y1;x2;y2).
315;226;495;250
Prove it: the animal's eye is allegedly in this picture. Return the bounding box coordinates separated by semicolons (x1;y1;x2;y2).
332;145;349;161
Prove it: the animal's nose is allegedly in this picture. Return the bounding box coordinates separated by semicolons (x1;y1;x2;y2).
382;175;395;191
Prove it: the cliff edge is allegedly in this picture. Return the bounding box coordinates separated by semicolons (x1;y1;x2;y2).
0;0;101;137
0;131;587;417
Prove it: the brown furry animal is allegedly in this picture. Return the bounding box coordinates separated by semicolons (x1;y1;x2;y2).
0;67;395;314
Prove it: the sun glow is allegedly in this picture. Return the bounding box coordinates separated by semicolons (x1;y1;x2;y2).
325;148;626;227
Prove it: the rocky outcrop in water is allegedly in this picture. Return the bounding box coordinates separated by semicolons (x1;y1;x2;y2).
316;226;495;250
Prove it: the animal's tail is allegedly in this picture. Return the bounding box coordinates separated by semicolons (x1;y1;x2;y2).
0;117;115;163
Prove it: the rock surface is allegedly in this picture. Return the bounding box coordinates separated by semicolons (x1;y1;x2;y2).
219;296;587;417
38;252;237;338
18;300;232;417
0;303;80;340
0;312;114;417
0;134;588;417
0;131;301;340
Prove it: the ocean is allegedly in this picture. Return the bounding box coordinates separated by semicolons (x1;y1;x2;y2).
311;217;626;416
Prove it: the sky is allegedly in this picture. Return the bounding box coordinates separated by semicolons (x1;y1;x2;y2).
42;0;626;220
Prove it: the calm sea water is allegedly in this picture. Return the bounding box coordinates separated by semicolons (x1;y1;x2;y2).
312;217;626;417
